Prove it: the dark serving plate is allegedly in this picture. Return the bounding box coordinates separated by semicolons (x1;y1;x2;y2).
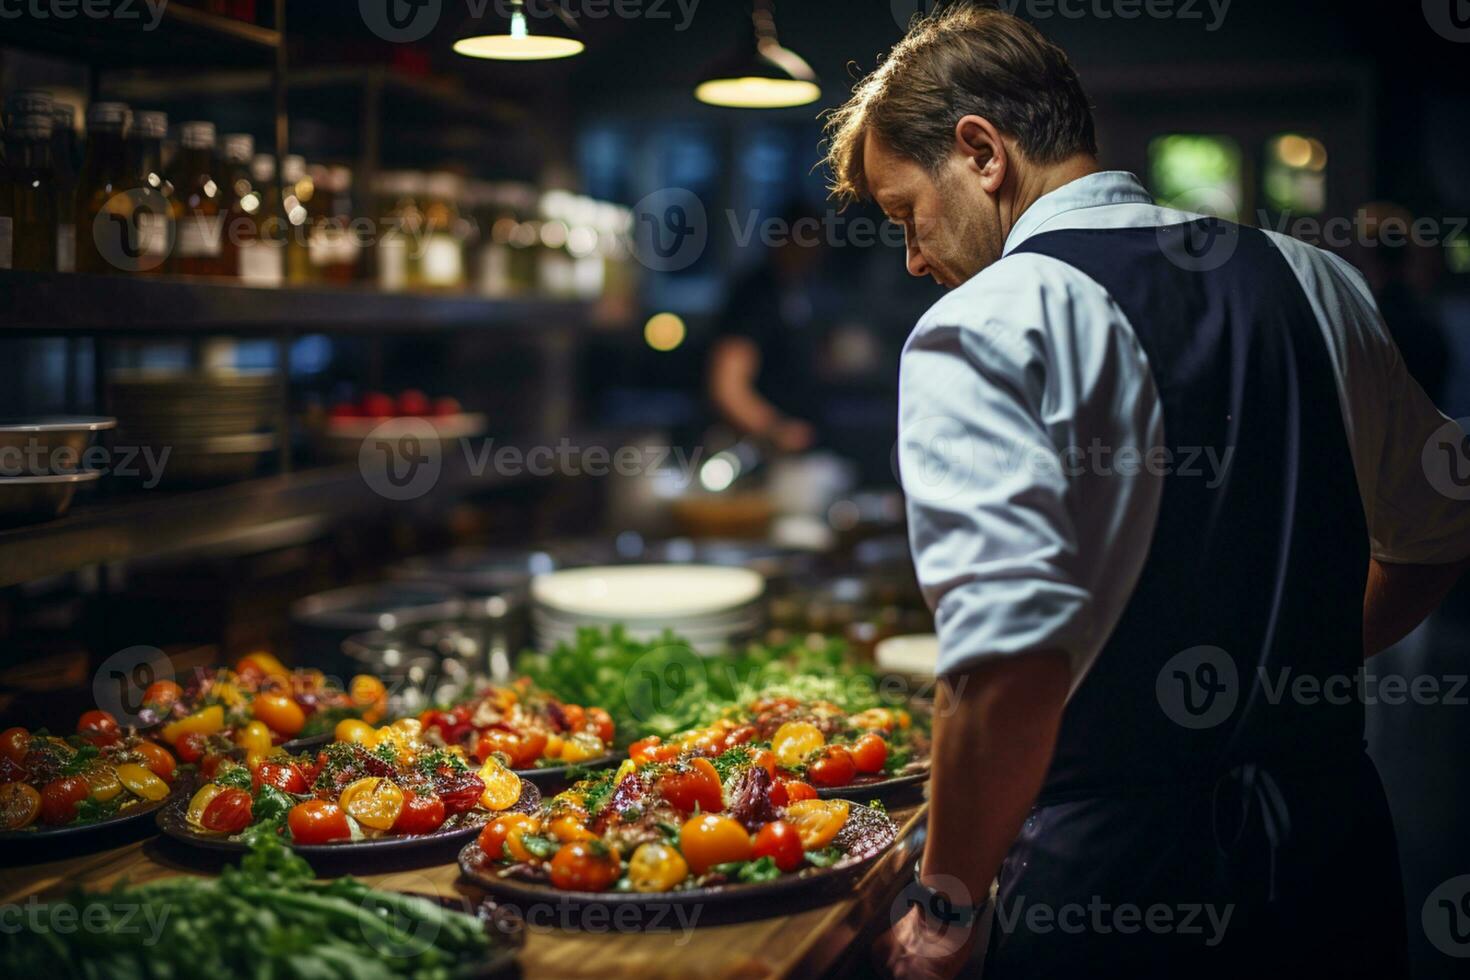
814;766;930;801
513;753;620;788
0;787;181;850
281;731;334;753
457;802;899;923
155;780;540;861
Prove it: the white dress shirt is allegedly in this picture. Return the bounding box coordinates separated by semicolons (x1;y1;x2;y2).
897;171;1470;684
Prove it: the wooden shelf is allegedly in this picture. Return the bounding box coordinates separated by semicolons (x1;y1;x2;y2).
0;4;279;68
0;271;592;334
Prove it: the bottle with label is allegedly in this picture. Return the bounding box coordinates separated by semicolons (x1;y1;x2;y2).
281;154;313;284
49;103;78;272
236;154;286;287
420;171;465;290
374;170;424;292
167;121;227;277
5;111;58;272
124;110;172;274
318;165;360;283
74;102;132;275
218;133;254;278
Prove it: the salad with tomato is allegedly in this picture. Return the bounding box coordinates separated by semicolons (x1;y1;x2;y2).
0;712;178;833
624;697;929;793
464;744;897;894
416;680;616;772
172;718;534;847
143;652;388;762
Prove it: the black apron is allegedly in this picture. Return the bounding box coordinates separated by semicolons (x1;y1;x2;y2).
981;221;1408;978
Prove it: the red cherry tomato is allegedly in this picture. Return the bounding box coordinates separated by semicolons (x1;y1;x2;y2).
392;790;447;835
752;819;805;872
584;708;615;744
255;760;309;795
40;776;89;825
396;389;431;416
434;769;486;815
549;841;620;892
201;788;253;834
656;757;724;814
1;727;30;764
328;402;361;421
288;800;352;844
199;752;228;781
768;779;789;809
628;736;663;764
782;780;818;803
133;741;177;783
175;732;208;764
807;746;858;788
77;710;121;746
431;396;462;417
360;392;394;419
850;733;888;774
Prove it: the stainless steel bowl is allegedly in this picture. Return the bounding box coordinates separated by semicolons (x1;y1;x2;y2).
0;469;102;525
0;417;116;476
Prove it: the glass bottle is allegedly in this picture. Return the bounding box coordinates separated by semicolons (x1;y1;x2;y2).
218;132;254;278
311;164;358;283
167;121;228;277
374;170;423;292
420;171;465;290
49;103;78;272
125;110;172;274
236;153;286;287
74;101;132;275
281;154;313;284
6;112;58;272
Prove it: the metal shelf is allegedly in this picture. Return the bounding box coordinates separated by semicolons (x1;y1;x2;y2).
0;271;592;335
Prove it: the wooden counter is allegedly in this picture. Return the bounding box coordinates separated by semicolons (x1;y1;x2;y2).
0;800;926;980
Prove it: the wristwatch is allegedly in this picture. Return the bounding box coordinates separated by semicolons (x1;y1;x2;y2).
907;858;990;927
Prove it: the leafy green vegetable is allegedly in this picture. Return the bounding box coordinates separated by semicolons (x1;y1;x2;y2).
213;764;253;791
804;846;845;868
708;857;783;883
517;833;560;860
59;743;99;777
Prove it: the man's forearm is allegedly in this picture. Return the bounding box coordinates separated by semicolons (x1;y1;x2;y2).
1363;556;1469;658
921;652;1072;906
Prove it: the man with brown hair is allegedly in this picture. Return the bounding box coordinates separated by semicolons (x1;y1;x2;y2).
827;3;1470;978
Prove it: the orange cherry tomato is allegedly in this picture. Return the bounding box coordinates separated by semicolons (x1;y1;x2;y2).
657;757;724;815
584;707;614;743
628;736;664;764
288;800;351;844
850;733;888;774
1;728;30;765
750;749;779;780
559;704;586;732
0;783;42;830
132;740;177;783
752;819;805;872
477;758;524;811
678;813;753;875
771;721;825;769
349;675;388;723
338;777;405;831
785;799;850;850
548;840;621;891
143;680;184;708
251;693;306;737
807;746;858;788
478;812;540;861
782;780;818;803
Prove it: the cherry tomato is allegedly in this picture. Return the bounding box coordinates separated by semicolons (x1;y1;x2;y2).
546;812;596;842
657;757;724;815
252;693;306;737
768;779;789;809
77;710;121;747
771;721;825;769
849;708;895;733
478;812;539;861
335;718;377;747
133;741;177;783
234;720;275;755
236;651;290;681
724;725;758;749
477;758;523;811
628;841;691;892
199;752;228;781
679;813;753;875
850;733;888;774
0;782;42;830
548;840;621;892
116;763;170;802
477;729;548;769
339;777;405;831
175;732;207;764
557;732;606;764
785;799;850;850
288;800;351;844
752;819;805;872
559;704;586;733
584;708;614;743
143;680;184;709
40;776;89;825
750;749;779;780
255;760;309;794
0;727;29;764
807;746;858;788
349;675;388;723
81;763;122;802
201;787;253;833
392;790;447;836
186;784;224;828
434;769;485;815
628;736;664;764
782;780;817;803
162;705;224;747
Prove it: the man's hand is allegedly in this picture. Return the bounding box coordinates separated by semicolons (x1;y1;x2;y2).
873;904;978;980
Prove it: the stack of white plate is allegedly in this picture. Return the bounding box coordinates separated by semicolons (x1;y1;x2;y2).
530;564;766;655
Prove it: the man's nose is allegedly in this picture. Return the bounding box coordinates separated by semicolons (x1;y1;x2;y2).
906;240;929;278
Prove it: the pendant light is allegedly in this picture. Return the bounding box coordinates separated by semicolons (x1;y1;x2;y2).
454;0;584;61
696;0;820;109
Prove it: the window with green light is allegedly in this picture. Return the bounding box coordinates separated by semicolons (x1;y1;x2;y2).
1262;133;1328;215
1147;134;1244;222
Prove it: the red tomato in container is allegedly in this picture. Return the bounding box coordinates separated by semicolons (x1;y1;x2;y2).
288;800;351;844
435;769;486;815
175;732;207;764
255;760;309;794
133;741;177;782
360;392;395;419
40;776;89;825
850;733;888;774
1;728;30;764
584;708;614;744
393;790;447;835
396;389;431;417
201;788;253;834
782;780;817;803
77;710;121;746
752;819;805;873
807;746;857;788
656;757;724;814
549;841;621;892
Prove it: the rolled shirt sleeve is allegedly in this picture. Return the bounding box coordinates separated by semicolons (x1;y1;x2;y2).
897;255;1165;683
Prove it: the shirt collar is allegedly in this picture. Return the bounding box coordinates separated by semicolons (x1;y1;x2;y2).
1003;171;1153;256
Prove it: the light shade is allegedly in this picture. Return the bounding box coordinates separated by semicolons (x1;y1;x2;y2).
453;2;584;62
695;76;821;109
696;2;819;109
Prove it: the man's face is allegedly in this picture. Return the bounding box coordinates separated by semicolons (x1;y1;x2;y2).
865;131;1004;289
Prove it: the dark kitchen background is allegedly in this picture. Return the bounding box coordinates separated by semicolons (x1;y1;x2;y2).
1;2;1466;975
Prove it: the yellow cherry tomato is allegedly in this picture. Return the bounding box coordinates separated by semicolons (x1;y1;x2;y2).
546;813;596;842
252;693;306;737
237;651;290;680
81;763;123;802
373;726;413;764
771;721;826;769
545;733;565;759
349;675;388;723
628;841;691;892
784;799;850;850
116;763;169;802
186;784;225;828
233;720;274;755
161;704;225;747
477;757;523;811
849;708;896;733
338;777;405;831
0;783;42;830
557;732;605;764
335;718;377;747
390;717;423;738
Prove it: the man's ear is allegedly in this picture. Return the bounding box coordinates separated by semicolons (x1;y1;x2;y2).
954;115;1006;193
